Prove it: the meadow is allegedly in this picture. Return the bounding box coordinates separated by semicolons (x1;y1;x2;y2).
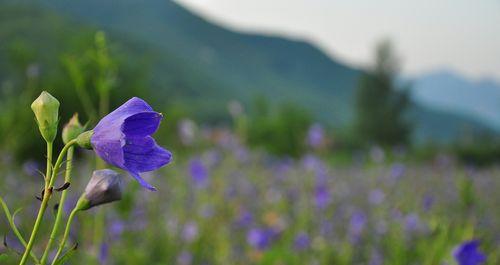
0;4;498;263
1;128;498;264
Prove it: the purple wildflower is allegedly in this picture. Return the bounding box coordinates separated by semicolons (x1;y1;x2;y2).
189;158;209;188
247;228;272;250
453;240;486;265
349;211;367;242
389;163;406;181
235;209;253;228
90;97;172;191
178;119;197;146
22;160;40;178
293;232;310;251
404;213;421;233
99;242;109;264
368;189;385;205
177;250;193;265
182;221;199;243
307;123;324;149
422;194;434;212
109;220;125;240
314;184;331;209
369;249;383;265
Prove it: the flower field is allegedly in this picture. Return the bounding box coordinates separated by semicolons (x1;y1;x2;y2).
1;135;499;264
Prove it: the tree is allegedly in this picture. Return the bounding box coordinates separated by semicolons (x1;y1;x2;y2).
354;40;412;146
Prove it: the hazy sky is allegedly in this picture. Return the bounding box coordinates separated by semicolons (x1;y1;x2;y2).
175;0;500;80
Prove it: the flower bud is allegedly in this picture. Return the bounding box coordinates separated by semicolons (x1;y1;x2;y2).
62;113;85;144
31;91;60;143
75;169;122;211
76;130;94;149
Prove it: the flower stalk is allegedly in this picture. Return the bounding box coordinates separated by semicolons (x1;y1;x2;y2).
19;141;53;265
40;146;74;265
19;139;77;265
51;208;80;265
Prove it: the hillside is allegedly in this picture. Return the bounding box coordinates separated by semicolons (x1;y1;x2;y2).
413;70;500;130
0;0;496;145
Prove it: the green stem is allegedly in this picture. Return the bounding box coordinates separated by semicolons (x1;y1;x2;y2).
0;198;39;264
49;139;78;188
19;139;77;265
45;143;53;189
50;209;79;265
19;194;50;265
40;147;74;265
19;142;53;265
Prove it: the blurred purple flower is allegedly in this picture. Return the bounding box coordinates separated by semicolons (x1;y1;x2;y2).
293;232;310;251
314;184;331;209
91;97;172;191
110;220;125;240
320;220;334;237
177;250;193;265
99;242;109;264
189;158;209;188
368;189;385;205
422;194;434;212
182;221;199;243
22;159;40;178
389;163;406;181
307;123;324;149
247;228;272;250
235;210;253;228
349;211;367;242
178;119;197;146
453;240;486;265
404;213;421;233
369;249;383;265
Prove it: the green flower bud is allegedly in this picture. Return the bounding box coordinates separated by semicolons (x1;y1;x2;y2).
31;91;60;143
76;130;94;149
62;113;85;144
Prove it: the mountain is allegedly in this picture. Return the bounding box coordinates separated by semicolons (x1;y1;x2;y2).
412;70;500;130
41;0;360;126
0;0;495;145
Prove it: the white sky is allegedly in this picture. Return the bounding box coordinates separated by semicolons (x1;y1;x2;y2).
175;0;500;81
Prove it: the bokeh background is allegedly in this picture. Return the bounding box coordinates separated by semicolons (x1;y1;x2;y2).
0;0;499;264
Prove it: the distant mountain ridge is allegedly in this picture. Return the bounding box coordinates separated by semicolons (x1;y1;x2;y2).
0;0;496;143
412;70;500;130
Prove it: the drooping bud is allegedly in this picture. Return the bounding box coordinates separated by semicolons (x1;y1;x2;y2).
62;113;85;144
75;169;122;211
31;91;60;143
76;130;94;149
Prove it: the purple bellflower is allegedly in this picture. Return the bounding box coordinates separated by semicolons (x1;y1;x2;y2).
90;97;172;191
189;157;209;188
307;123;324;149
247;228;273;250
293;232;310;251
453;240;486;265
314;184;331;209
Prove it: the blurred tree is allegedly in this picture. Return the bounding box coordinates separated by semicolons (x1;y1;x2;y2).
247;96;312;157
354;40;412;146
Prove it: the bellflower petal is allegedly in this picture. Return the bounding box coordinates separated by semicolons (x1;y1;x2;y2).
90;97;173;190
123;137;172;172
453;240;486;265
122;112;162;138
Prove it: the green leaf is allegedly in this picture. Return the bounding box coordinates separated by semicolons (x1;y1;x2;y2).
53;243;78;265
0;197;40;264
